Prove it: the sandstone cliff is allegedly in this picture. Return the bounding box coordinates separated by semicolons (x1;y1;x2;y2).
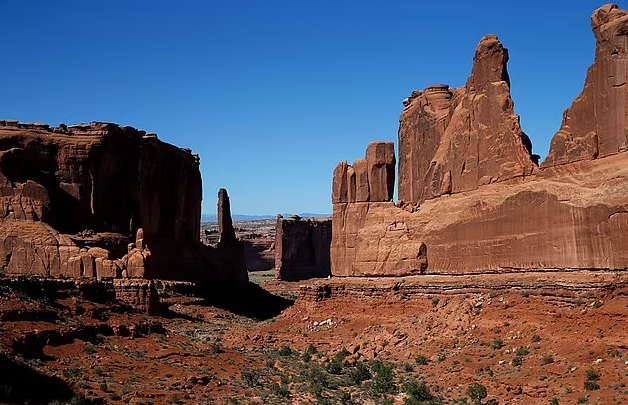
398;35;537;206
543;4;628;166
0;121;247;284
331;4;628;277
275;215;331;281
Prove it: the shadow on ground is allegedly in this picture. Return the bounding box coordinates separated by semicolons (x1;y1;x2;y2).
0;353;80;404
202;281;294;320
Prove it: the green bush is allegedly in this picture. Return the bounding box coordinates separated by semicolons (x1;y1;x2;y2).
512;356;523;366
241;370;259;387
542;354;555;365
515;346;529;356
270;382;290;397
373;362;396;394
584;381;600;391
277;345;293;356
349;362;372;385
586;368;600;381
415;355;430;365
83;345;97;355
308;366;329;397
492;339;505;350
466;383;487;405
403;379;433;401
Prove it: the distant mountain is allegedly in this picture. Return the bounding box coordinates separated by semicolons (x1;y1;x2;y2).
201;213;330;223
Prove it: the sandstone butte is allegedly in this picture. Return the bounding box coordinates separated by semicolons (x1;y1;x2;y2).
331;4;628;277
0;121;247;284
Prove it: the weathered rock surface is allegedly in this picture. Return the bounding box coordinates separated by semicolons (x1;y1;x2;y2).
544;4;628;166
0;121;247;284
331;5;628;276
332;142;395;204
275;215;332;281
398;36;537;206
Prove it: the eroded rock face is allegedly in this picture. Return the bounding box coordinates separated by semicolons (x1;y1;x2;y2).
331;5;628;276
0;121;247;284
332;142;395;204
275;215;332;281
0;121;201;240
398;36;537;206
543;4;628;166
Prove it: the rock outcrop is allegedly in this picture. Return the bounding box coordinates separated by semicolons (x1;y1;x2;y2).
332;142;395;203
331;5;628;277
275;215;332;281
398;35;537;206
0;121;247;284
543;4;628;166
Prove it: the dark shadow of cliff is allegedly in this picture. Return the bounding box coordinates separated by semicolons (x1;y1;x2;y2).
0;354;80;404
201;281;294;321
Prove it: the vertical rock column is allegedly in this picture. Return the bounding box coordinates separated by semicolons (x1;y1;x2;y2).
331;142;397;276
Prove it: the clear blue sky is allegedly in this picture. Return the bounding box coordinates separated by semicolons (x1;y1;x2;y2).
0;1;620;215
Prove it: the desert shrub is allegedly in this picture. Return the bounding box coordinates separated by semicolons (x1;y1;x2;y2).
512;356;523;366
515;346;529;356
302;344;317;362
308;365;329;397
327;357;343;375
404;379;433;401
270;382;290;398
327;349;349;375
542;354;554;365
63;367;82;379
531;335;541;343
584;381;600;391
242;370;259;387
339;391;352;405
466;383;487;405
83;345;96;355
277;345;293;356
549;399;559;405
492;339;505;350
415;355;430;365
586;368;600;381
372;362;396;394
349;362;372;385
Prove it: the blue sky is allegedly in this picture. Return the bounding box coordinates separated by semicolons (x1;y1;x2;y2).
0;1;619;215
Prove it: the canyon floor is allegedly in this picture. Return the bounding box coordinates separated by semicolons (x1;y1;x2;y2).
0;270;627;405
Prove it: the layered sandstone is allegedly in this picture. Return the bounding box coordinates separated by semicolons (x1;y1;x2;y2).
275;215;332;281
0;121;247;284
331;5;628;277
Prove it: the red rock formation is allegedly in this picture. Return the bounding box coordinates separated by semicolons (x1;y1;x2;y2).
398;36;537;206
275;215;332;281
331;5;628;277
113;279;160;315
218;188;237;246
332;142;395;204
0;121;247;284
543;4;628;166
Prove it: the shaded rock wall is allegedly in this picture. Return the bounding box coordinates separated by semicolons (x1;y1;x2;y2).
331;4;628;277
0;122;247;284
275;215;332;281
